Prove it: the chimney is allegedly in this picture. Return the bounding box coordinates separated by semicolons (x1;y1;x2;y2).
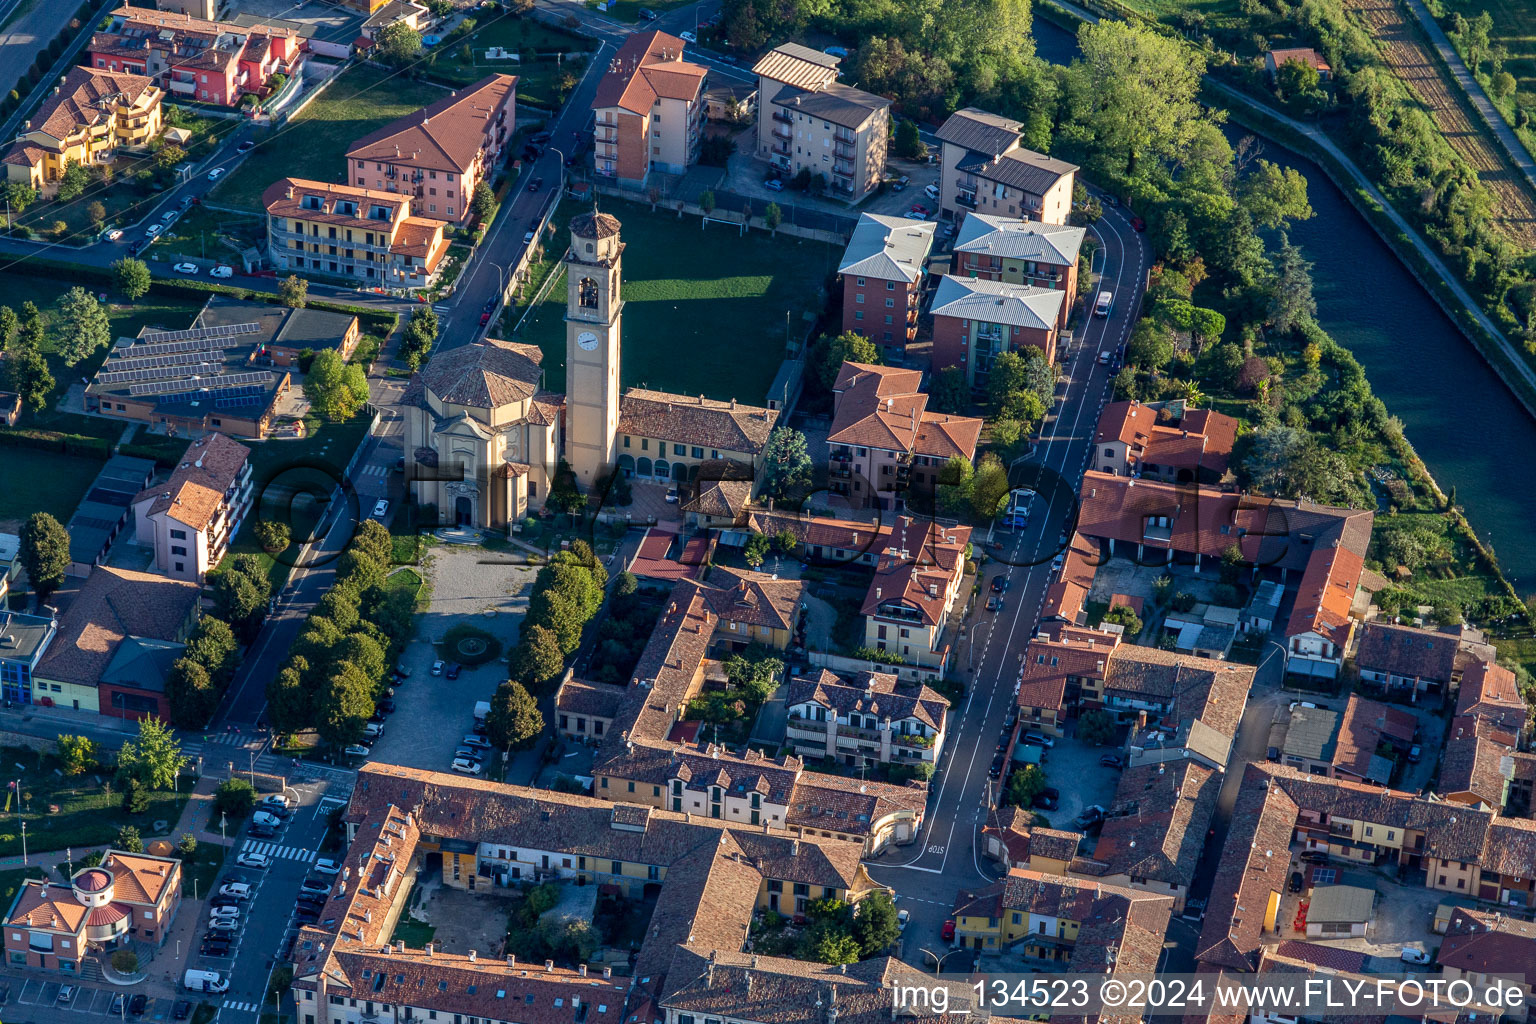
468;949;477;962
603;966;612;978
791;839;800;856
426;943;435;956
545;960;555;972
507;955;517;967
285;185;294;199
580;964;588;977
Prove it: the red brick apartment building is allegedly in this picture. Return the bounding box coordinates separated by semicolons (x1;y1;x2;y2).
837;213;936;353
5;851;181;974
951;213;1085;332
929;275;1065;389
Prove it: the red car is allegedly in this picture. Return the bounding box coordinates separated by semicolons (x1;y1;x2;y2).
910;203;930;216
941;919;956;941
1130;215;1146;232
480;311;492;326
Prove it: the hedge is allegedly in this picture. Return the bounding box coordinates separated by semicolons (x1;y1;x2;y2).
0;430;113;460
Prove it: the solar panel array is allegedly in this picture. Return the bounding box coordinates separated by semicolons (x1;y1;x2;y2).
97;362;224;387
128;370;272;399
213;385;268;408
138;322;262;346
104;349;224;372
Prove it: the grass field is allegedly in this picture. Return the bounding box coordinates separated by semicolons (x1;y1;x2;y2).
0;448;105;533
425;17;594;107
0;745;187;859
1437;0;1536;97
515;201;837;402
211;65;452;212
180;842;229;899
149;207;266;262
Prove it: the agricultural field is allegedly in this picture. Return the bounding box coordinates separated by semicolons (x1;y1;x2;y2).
514;200;838;403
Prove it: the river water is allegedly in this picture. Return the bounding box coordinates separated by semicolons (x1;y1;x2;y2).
1035;19;1536;590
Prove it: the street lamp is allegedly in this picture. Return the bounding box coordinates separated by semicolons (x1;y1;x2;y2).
920;946;968;973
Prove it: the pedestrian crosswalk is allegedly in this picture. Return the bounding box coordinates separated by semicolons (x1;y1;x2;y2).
223;1000;262;1014
357;463;391;477
241;839;316;863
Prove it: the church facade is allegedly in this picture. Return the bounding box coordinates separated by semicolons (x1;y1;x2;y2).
404;212;778;529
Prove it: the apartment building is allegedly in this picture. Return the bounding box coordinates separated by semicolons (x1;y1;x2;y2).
826;361;982;511
4;850;181;974
862;516;972;672
950;868;1173;959
3;67;162;189
87;5;301;107
616;390;778;484
1091;400;1239;484
980;807;1081;873
785;668;948;767
952;214;1085;331
1440;658;1534;811
346;73;517;224
930;275;1065;386
1353;620;1495;697
592;30;706;186
263;178;449;290
935;107;1077;225
837;213;934;351
753;43;890;202
130;432;252;581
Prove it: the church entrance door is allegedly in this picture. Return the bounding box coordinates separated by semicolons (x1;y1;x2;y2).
456;495;473;526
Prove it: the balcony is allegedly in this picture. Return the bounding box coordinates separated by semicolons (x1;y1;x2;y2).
771;123;792;141
771;140;790;157
834;140;855;159
831;447;852;462
595;126;618;143
956;190;977;209
772;110;793;125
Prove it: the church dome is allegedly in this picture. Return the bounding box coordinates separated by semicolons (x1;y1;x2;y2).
419;338;543;410
570;211;622;240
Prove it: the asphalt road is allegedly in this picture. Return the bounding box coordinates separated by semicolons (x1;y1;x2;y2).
869;203;1151;961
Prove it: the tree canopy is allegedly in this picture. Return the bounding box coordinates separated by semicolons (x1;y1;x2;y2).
304;349;370;421
19;512;69;601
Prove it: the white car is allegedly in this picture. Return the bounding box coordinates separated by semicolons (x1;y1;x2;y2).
209;265;233;278
174;262;199;275
431;660;445;677
251;810;282;828
902;211;926;220
372;499;389;519
208;917;238;933
451;757;483;775
342;743;371;758
207;167;226;180
145;223;163;236
679;30;696;42
106;228;123;241
524;230;536;244
461;734;491;750
924;183;940;200
235;852;270;869
218;883;251;900
313;858;341;876
897;909;910;931
262;794;291;810
208;905;240;920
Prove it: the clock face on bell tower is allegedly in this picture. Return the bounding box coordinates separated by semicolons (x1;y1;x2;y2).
577;331;599;351
564;213;625;490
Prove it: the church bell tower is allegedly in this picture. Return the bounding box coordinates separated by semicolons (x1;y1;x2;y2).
564;212;624;490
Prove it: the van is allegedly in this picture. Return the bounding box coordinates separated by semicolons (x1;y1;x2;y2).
183;969;229;994
1094;291;1113;318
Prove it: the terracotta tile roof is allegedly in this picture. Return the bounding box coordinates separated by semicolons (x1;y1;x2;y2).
744;509;885;558
132;432;249;531
752;43;839;91
983;810;1082;866
682;477;752;520
934;107;1024;157
784;775;926;834
1018;630;1119;712
101;850;179;906
415;336;542;409
1478;816;1536;878
594;31;704;115
1084;760;1219;889
1269;939;1368;973
1102;645;1253;749
1456;659;1525;717
390;217;445;259
1283;541;1363;647
28;66;159;143
703;566;804;633
1439;713;1516;806
1094;401;1238;477
1269;47;1332;73
964;869;1173;973
262;177;417;228
827;363;983;462
555;678;625;719
32;567;199;688
861;516;971;627
619;389;778;455
5;882;90;934
1355;621;1463;684
1041;580;1088;624
2;142;48;167
786;669;948;731
1331;694;1416;780
347;74;517;174
1439;906;1536;982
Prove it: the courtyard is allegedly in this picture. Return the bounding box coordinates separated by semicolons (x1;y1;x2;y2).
514;199;839;404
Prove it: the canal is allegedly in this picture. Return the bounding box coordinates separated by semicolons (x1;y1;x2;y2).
1036;18;1536;590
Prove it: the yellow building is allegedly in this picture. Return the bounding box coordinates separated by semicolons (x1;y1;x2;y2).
262;178;450;291
3;67;162;189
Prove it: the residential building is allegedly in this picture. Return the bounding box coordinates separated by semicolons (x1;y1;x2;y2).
1158;601;1241;659
346;73;516;224
1440;658;1532;811
592;31;706;186
837;213;934;351
680;472;753;528
1278;696;1414;785
29;566;201;717
586;577;928;853
84;295;356;438
934;107;1077;225
263;178;450;290
930;275;1065;387
1075;471;1374;680
862;516;972;672
753;44;890;202
1106;645;1252;771
130;432;253;581
980;807;1081;873
2;67;162;189
0;611;57;707
1016;626;1121;737
87;5;302;107
826;361;982;511
1265;47;1332;83
1438;906;1536;1006
4;850;181;974
62;455;155;578
949;868;1173;959
1069;759;1220;912
704;566;804;650
617;391;779;485
784;668;949;767
156;0;221;19
553;677;623;742
951;213;1085;331
0;392;18;427
360;0;427;40
1091;400;1239;483
402;337;563;529
1353;620;1495;697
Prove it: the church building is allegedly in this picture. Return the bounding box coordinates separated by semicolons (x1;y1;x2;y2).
403;212;778;529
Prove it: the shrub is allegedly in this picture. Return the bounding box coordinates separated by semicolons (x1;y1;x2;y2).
212;777;256;821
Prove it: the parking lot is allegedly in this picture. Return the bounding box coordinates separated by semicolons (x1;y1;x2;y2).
1026;729;1125;830
7;979;195;1019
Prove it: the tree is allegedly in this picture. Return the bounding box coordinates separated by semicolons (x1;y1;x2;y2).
1274;57;1320;100
852;890;900;955
1241;425;1351;500
744;531;771;568
986;350;1049;423
122;777;150;813
153;144;186;172
177;832;198;857
16;300;44;353
969;453;1011;521
1102;603;1142;637
317;659;375;747
255;519;290;552
510;624;566;690
1005;764;1047;807
936;456;975;519
87;201;106;230
19;512;69;602
165;657;217;728
56;159;90;202
471;181;495;222
763;201;782;234
1492;70;1517;99
212;777;256;820
109;948;139;975
57;735;97;776
487;680;543;750
213;567;264;641
279;274;308;308
112;256;152;301
115;717;188;791
1126;320;1174;371
1077;708;1117;746
761;426;812;500
929;367;970;414
304;349;370;421
699;189;715;214
2;182;37;218
893;118;928;160
0;305;15;348
814;330;880;389
266;664;312;734
810;930;862;965
1066;22;1207;176
723;652;782;703
1239;161;1313;230
55;287;110;366
1266;233;1316;334
5;348;53;413
185;617;239;687
116;825;144;853
376;21;423;66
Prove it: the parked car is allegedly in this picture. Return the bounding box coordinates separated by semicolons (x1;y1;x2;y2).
300;878;330;895
395;663;412;678
924;183;940;200
1099;754;1123;769
1289;871;1304;894
129;994;148;1017
378;698;396;713
527;176;544;192
210;265;233;278
129;240;146;255
524;230;536;244
1408;744;1423;763
988;753;1005;778
638;6;658;18
462;734;491;750
314;858;341;876
111;994;126;1015
679;30;696;42
173;1000;192;1020
902;210;926;220
451;757;483;775
208;917;238;933
208;895;241;910
218;883;251;900
764;178;784;192
372;499;389;519
207;167;225;180
106;228;124;241
665;485;679;503
431;660;445;676
446;662;461;680
248;824;277;839
985;596;1003;612
1130;215;1146;232
343;743;371;757
1023;731;1056;748
1400;948;1431;965
480;311;492;326
252;810;282;828
174;262;199;275
235;851;270;869
941;919;955;941
1300;850;1330;864
1031;788;1059;810
262;794;291;811
530;130;553;144
1074;805;1106;827
897;908;909;931
237;141;254;153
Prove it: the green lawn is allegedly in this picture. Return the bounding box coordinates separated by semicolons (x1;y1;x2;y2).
425;17;595;108
0;448;104;533
148;207;265;262
179;841;230;900
1438;0;1536;98
0;745;188;859
515;200;837;402
211;65;452;212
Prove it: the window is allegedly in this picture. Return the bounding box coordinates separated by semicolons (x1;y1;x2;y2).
623;436;631;448
856;277;865;286
854;311;863;321
855;293;864;304
170;529;187;540
691;447;703;459
674;444;686;456
171;545;187;556
886;281;895;290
